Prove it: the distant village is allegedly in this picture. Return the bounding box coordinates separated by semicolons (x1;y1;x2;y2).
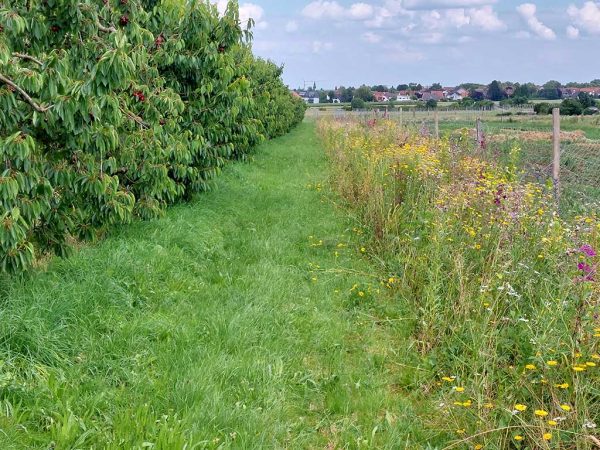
292;81;600;105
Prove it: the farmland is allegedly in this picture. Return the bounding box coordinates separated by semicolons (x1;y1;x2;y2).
2;0;600;449
0;123;430;448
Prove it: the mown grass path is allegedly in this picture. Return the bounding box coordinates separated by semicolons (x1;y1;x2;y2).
0;123;426;449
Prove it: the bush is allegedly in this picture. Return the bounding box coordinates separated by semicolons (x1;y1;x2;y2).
0;1;305;272
533;103;553;115
425;99;438;109
351;98;366;110
560;99;584;116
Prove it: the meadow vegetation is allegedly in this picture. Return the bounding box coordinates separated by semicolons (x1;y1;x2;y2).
319;118;600;448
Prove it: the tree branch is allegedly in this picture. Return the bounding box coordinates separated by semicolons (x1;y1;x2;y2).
120;108;150;129
97;21;116;33
0;73;52;113
12;52;44;66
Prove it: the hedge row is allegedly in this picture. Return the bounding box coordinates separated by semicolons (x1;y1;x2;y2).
0;0;306;272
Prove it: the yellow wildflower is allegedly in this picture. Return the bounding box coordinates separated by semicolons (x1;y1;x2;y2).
514;404;527;412
560;404;571;412
514;435;524;441
525;364;536;370
543;433;552;441
548;420;558;426
546;360;558;367
534;410;549;417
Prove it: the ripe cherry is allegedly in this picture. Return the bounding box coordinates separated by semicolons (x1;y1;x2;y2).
120;15;129;26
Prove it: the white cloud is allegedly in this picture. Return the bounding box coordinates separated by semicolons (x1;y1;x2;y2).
567;2;600;35
302;1;374;20
516;3;556;40
362;32;383;43
312;40;334;53
214;1;267;29
566;25;580;39
403;0;497;9
446;9;471;27
468;6;505;31
285;20;299;32
349;3;375;19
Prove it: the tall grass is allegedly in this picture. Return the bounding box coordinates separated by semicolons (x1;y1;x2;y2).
319;118;600;448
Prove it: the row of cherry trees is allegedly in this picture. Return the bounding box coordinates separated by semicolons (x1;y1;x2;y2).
0;0;305;272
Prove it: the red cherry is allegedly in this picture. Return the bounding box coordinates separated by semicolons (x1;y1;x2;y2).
119;15;129;26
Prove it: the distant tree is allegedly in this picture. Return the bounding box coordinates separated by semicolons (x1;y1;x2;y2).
543;80;562;90
431;83;443;90
328;90;336;103
340;87;354;103
578;92;595;108
372;85;387;92
409;83;423;91
351;97;366;110
460;83;483;91
469;90;485;101
355;85;374;102
514;83;537;98
425;99;438;108
539;88;562;100
560;99;584;116
318;90;328;104
397;84;409;91
591;79;600;87
487;80;505;101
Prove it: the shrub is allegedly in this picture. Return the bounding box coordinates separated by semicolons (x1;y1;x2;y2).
533;102;553;115
351;97;366;110
560;99;584;116
425;99;438;109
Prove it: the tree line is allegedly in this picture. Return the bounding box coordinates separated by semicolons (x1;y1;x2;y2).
0;0;306;273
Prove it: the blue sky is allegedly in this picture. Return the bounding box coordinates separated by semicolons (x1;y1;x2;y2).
218;1;600;89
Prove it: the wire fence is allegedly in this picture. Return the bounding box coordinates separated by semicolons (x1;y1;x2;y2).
311;107;600;215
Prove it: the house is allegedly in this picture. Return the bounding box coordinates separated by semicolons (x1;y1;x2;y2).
456;88;469;97
562;87;600;98
332;98;341;104
373;91;391;102
296;90;320;104
447;92;463;101
580;87;600;97
396;95;412;102
421;90;445;101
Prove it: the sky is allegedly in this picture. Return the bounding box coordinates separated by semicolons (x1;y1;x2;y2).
215;1;600;89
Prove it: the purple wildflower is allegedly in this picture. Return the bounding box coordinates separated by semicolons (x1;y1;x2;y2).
578;262;593;273
579;244;597;258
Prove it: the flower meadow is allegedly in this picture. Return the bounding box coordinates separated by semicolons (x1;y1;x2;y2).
318;118;600;448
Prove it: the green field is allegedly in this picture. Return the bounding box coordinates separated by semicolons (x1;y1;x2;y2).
0;123;430;448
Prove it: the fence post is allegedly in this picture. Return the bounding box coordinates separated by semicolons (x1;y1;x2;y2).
476;117;483;149
400;107;403;128
552;107;561;207
434;110;439;139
